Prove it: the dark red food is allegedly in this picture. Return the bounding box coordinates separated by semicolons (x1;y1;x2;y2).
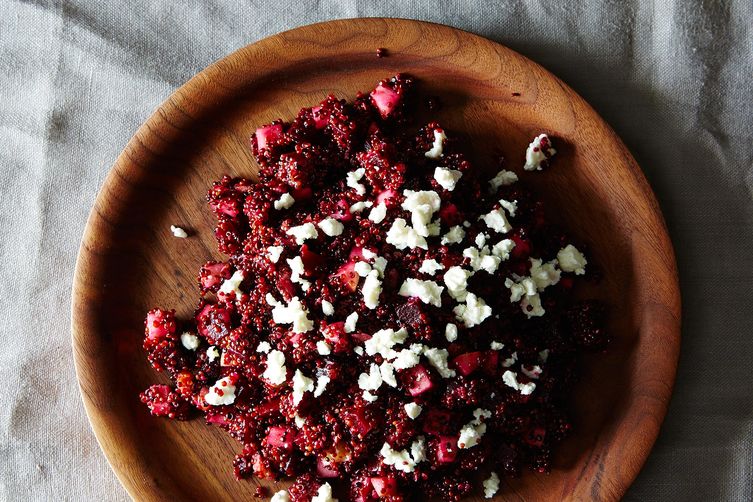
140;75;608;501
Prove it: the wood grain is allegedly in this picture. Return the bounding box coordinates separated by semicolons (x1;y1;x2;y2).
71;18;681;501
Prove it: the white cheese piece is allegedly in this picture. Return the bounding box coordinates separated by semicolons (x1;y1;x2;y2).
349;201;372;213
379;361;398;387
262;350;287;385
488;169;519;192
362;270;383;309
267;245;284;263
398;278;444;307
180;332;199;350
368;203;388;223
443;266;472;301
490;341;504;350
317;217;344;237
292;369;315;406
346;168;367;195
445;323;458;342
204;376;237;406
502;370;536;395
418;258;444;275
392;347;421;370
358;363;383;391
271;490;290;502
313;374;330;398
170;225;188;238
521;365;543;379
458;409;492;449
483;472;500;499
311;482;338;502
316;340;332;355
372;256;388;275
362;391;378;402
475;233;488;248
364;328;408;359
286;222;318;244
499;198;517;217
434;167;463;191
386;218;428;250
362;248;377;260
344;312;358;333
491;239;515;260
404;402;423;419
273;193;295;210
287;256;311;291
524;133;556;171
219;270;244;297
354;346;364;356
256;341;271;353
321;300;335;316
401;190;441;237
539;349;550;362
481;207;512;234
423;347;456;378
501;351;518;368
557;244;587;275
294;414;306;428
354;261;372;277
380;438;426;473
206;346;220;362
529;258;561;290
453;293;492;327
425;129;447;159
271;296;313;333
441;225;465;245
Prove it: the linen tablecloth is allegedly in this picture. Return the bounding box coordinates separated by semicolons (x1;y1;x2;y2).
1;1;751;500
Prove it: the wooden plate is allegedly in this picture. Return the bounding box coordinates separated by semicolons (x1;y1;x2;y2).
71;18;680;502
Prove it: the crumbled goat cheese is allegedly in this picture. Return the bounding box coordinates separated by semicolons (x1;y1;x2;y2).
522;365;543;379
358;363;383;391
346;167;367;195
433;166;463;191
441;225;466;245
364;328;408;359
271;296;313;333
557;244;587;275
205;376;237;406
404;402;423;419
483;472;500;498
271;490;291;502
317;217;344;237
267;245;284;263
287;256;311;291
206;346;219;362
491;239;515;260
372;256;388;275
392;347;421;370
539;349;550;362
314;374;330;398
502;370;536;395
286;222;318;244
401;190;441;237
354;346;364;355
499;198;517;217
502;351;518;368
311;482;338;502
524;133;556;171
475;233;488;247
256;341;271;353
349;201;372;213
398;278;444;307
180;332;199;350
273;193;295;210
463;246;502;274
219;270;244;297
379;361;398;387
344;312;359;333
386;218;428;250
490;341;504;350
418;258;444;275
321;300;334;316
425;128;447;159
368;203;388;223
423;347;456;378
443;266;472;301
529;258;561;290
454;293;492;327
316;340;331;355
380;437;426;473
458;409;492;449
170;225;188;238
262;350;287;385
292;369;315;406
488;169;518;192
445;323;458;342
362;269;383;309
362;391;378;402
354;261;372;277
481;207;512;234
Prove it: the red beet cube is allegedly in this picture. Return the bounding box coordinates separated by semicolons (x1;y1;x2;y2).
254;123;284;150
452;352;484;376
266;425;295;451
370;476;399;497
437;436;459;463
401;365;434;396
370;83;400;118
316;457;340;478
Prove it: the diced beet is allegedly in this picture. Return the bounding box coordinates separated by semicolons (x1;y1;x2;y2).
145;308;176;342
316;457;340;478
452;352;484;377
482;351;499;374
331;198;354;222
198;261;232;290
289;332;305;347
343;407;375;437
196;304;232;344
349;247;364;261
206;413;230;426
292;186;313;200
401;365;434;396
140;384;190;420
370;476;399;497
210;197;241;218
376;189;397;205
255;123;284;150
422;409;452;435
511;233;531;259
278;275;297;300
370;83;401;118
437;436;459;463
311;106;328;129
333;261;360;292
266;425;295;450
250;398;281;418
300;244;325;270
439;203;462;226
524;426;546;447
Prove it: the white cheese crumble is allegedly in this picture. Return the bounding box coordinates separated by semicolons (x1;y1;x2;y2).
502;370;536;395
262;350;287;385
170;225;188;238
445;323;458;342
404;402;423;419
490;341;504;350
346;167;367;195
180;332;199;350
433;166;463;191
317;217;344;237
219;270;244;298
398;278;444;307
354;261;372;277
267;245;284;263
386;218;428;250
205;376;237;406
524;133;556;171
373;256;388;275
344;312;358;333
499;198;518;217
379;361;398;387
443;266;472;301
483;472;500;498
502;351;518;368
522;365;543;379
354;346;364;355
539;349;550;362
316;340;332;355
401;190;441;237
362;269;383;309
491;239;515;260
463;246;502;274
418;258;444;275
380;437;426;473
392;347;421;370
441;225;465;245
349;201;372;213
206;346;219;362
292;369;315;406
321;300;334;316
287;256;310;291
425;128;447;159
365;328;408;359
358;363;383;391
271;296;313;333
286;222;318;244
488;169;519;192
453;293;492;327
458;409;492;449
530;258;561;290
362;248;377;260
423;347;456;378
270;489;290;502
368;202;388;223
475;233;488;247
313;374;330;398
256;341;271;353
557;244;587;275
273;193;295;210
481;207;512;234
311;482;338;502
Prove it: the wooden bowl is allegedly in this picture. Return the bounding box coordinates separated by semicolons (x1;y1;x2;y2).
71;18;680;501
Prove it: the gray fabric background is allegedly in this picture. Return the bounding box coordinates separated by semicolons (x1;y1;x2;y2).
1;1;751;500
